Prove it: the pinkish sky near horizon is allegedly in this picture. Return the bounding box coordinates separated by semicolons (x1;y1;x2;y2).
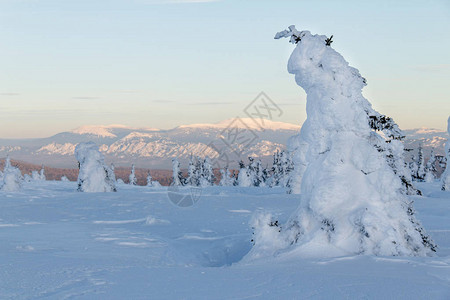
1;0;449;138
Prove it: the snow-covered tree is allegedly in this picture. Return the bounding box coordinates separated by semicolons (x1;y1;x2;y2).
171;158;184;186
199;157;215;187
61;175;70;182
250;28;436;257
185;156;201;186
31;165;46;181
1;156;23;192
415;146;426;181
237;160;252;187
146;170;161;187
424;149;437;183
441;117;450;191
146;170;153;186
75;142;117;192
219;167;235;186
409;157;419;181
39;165;46;181
129;164;137;186
269;150;282;187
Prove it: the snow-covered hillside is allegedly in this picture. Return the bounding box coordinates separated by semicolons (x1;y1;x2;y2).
0;181;449;298
0;120;445;169
404;128;448;157
0;119;298;169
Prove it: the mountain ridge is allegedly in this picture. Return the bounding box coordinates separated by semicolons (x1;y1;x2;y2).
0;119;446;169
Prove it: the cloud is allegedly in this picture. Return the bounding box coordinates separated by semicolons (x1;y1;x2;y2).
0;93;20;96
72;96;100;100
277;102;302;106
188;102;234;106
137;0;220;3
152;99;176;103
412;64;450;73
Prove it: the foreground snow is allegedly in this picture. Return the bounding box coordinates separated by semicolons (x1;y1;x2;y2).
0;182;449;299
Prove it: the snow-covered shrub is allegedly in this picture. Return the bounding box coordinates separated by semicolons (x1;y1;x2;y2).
129;164;137;185
249;213;286;259
75;142;117;192
1;156;23;192
250;27;436;257
61;175;70;182
31;165;45;181
146;170;161;187
441;117;450;191
24;173;32;182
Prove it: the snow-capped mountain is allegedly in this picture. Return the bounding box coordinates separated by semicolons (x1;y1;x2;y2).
0;119;300;169
0;120;445;169
403;128;448;159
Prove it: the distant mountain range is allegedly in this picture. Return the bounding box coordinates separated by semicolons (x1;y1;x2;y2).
0;119;446;169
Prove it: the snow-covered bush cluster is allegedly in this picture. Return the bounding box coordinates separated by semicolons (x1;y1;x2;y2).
170;151;293;188
248;27;436;258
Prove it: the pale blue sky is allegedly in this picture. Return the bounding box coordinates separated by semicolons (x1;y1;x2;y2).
0;0;449;138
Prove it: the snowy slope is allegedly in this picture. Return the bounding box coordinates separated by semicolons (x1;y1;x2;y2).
0;181;449;299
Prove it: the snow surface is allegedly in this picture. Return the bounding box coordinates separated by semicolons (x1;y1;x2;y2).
0;181;449;299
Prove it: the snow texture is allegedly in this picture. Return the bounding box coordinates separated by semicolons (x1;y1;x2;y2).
0;181;449;299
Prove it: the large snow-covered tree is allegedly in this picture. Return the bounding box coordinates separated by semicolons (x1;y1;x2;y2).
75;142;117;192
250;27;436;257
441;117;450;191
